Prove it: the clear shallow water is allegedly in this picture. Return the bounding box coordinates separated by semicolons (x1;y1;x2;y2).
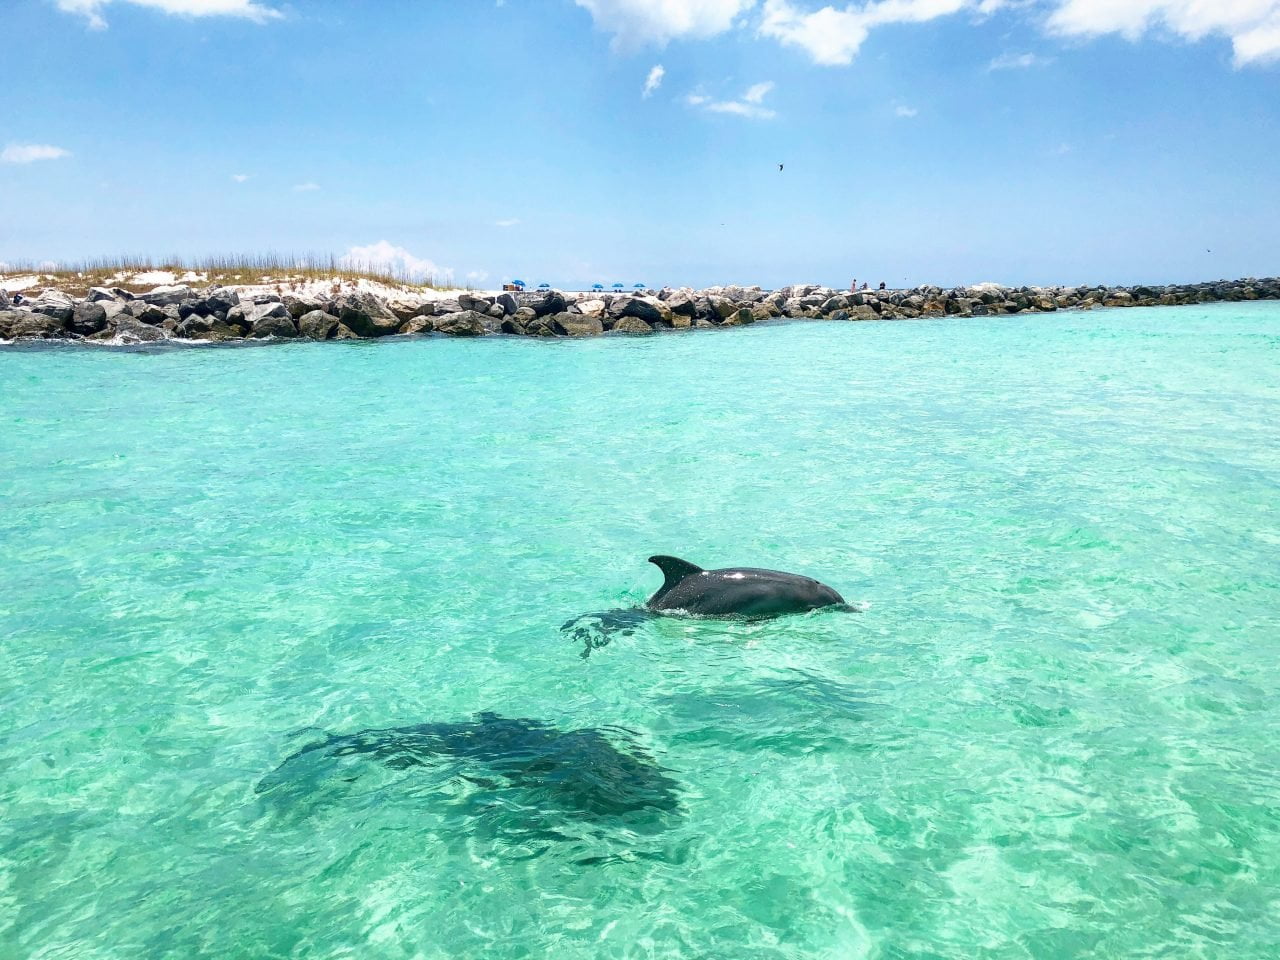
2;304;1280;959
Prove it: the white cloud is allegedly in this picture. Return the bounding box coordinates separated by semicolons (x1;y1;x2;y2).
1048;0;1280;66
466;270;490;283
2;143;71;164
292;182;320;192
687;81;778;118
231;173;250;182
895;104;918;116
570;0;1280;67
988;51;1052;69
573;0;756;46
56;0;283;29
759;0;1007;65
495;218;521;228
643;64;667;97
340;242;451;282
571;0;1280;68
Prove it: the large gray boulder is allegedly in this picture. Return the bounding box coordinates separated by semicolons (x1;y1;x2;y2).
782;298;813;318
175;314;211;338
552;312;603;337
69;300;109;336
432;310;487;336
249;302;299;339
495;292;518;316
114;316;168;343
506;307;537;334
664;289;697;317
126;300;168;325
335;292;400;337
523;290;567;317
458;292;495;313
298;310;340;340
283;293;332;319
4;308;68;339
609;316;654;334
203;287;240;316
86;287;125;303
1;309;26;338
141;285;193;306
524;315;559;337
608;295;671;328
31;289;75;322
178;316;243;341
398;315;435;335
708;295;739;321
225;304;250;330
100;300;130;321
387;297;430;322
177;298;207;319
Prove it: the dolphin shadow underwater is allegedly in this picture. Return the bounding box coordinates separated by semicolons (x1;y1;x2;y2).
563;555;859;658
256;712;682;826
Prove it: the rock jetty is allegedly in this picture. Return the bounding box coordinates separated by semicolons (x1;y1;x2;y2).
2;278;1277;345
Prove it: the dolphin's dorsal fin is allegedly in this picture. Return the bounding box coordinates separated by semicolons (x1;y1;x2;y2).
648;555;703;598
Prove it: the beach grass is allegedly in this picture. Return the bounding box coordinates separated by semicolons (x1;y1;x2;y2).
0;253;453;295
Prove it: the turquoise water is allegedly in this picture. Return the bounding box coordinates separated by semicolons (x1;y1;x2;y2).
3;303;1280;959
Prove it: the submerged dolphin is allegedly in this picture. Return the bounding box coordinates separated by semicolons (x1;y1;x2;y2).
257;712;681;820
563;555;853;657
645;555;847;617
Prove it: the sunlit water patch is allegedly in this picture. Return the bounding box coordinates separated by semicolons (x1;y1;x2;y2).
3;304;1280;958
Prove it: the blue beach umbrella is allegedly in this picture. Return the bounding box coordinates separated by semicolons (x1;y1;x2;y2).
633;283;646;290
511;279;526;289
612;283;625;291
591;283;604;291
537;282;551;290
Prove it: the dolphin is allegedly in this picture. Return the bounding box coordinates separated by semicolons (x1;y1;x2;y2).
562;556;854;657
645;555;847;617
257;712;681;820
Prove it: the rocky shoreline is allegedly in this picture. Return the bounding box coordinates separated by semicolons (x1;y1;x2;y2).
2;277;1277;345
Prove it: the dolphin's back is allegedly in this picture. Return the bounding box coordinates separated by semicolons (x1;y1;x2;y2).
646;557;845;617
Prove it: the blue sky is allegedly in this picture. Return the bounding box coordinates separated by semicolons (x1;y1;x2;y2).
2;0;1278;288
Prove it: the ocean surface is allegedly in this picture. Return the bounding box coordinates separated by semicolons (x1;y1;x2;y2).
3;303;1279;960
